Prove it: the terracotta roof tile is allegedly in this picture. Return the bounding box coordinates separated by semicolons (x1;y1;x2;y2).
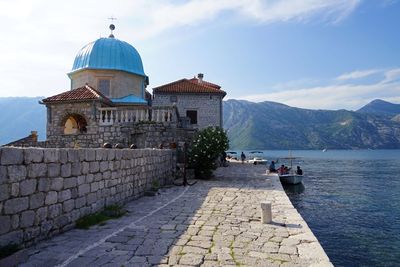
153;78;226;96
188;77;221;89
42;85;111;103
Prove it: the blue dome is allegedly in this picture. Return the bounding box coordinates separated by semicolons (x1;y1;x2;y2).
70;37;146;77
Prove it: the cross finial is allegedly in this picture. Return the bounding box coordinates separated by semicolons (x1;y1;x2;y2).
108;16;117;22
108;16;117;38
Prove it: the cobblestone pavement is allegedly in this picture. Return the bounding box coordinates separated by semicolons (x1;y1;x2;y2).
20;162;332;267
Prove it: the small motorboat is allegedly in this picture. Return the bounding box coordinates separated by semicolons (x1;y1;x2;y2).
248;151;268;165
226;151;238;160
278;152;303;184
279;172;303;185
248;157;268;165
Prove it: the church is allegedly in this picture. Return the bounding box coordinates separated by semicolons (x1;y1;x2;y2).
38;24;226;148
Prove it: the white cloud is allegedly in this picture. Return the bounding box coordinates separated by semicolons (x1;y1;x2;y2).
237;68;400;110
382;68;400;83
0;0;363;43
239;0;361;24
140;0;362;38
0;0;362;97
381;0;399;7
336;69;381;81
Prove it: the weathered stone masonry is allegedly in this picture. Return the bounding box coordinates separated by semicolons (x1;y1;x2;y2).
152;94;223;129
0;147;175;248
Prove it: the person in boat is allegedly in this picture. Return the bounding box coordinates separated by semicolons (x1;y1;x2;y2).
284;166;290;174
240;152;246;163
278;164;285;175
296;166;303;175
268;161;276;172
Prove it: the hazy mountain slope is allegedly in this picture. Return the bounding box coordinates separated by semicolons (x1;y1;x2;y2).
392;114;400;122
223;99;400;150
357;99;400;118
0;97;46;145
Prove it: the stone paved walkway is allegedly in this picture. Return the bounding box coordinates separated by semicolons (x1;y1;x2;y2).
19;162;332;267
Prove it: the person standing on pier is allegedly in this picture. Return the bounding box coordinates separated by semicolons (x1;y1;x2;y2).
240;152;246;163
269;160;277;173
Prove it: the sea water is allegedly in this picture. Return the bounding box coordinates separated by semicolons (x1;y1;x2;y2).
259;149;400;267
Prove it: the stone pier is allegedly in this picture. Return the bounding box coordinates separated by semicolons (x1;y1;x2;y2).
14;162;332;266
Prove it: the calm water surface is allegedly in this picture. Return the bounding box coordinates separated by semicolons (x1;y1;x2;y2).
258;150;400;267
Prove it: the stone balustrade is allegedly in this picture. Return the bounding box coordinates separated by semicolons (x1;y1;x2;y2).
0;147;175;248
98;107;176;126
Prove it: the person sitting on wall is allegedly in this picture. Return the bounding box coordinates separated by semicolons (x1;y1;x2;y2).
296;166;303;175
268;161;276;173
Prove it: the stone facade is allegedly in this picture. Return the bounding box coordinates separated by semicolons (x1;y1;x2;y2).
45;101;113;148
68;69;145;99
0;147;175;248
152;93;223;129
46;102;101;140
128;124;196;148
43;100;193;149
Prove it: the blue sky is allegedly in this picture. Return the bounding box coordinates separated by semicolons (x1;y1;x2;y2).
0;0;399;110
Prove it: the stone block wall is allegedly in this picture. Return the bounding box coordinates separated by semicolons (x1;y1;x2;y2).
45;122;194;149
0;147;175;248
152;93;223;129
46;127;122;148
126;123;196;148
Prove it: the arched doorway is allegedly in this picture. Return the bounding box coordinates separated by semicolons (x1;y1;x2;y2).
62;114;87;134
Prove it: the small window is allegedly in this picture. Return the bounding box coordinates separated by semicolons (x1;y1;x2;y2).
186;110;197;125
64;117;78;134
98;79;111;96
170;95;177;103
47;107;52;123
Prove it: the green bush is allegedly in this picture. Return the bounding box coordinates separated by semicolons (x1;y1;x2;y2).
151;180;160;191
189;127;229;179
75;212;110;229
76;205;126;229
103;204;126;217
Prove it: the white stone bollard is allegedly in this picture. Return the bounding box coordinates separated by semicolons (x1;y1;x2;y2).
261;201;272;224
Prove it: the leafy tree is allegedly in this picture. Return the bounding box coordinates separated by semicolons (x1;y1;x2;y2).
189;127;229;179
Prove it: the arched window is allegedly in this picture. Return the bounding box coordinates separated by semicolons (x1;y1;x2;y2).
63;114;87;135
64;117;78;134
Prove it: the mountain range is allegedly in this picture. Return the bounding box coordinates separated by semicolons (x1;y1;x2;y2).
1;96;400;149
0;97;46;145
357;99;400;118
224;99;400;150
